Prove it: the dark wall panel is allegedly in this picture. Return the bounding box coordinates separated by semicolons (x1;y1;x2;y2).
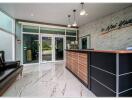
119;54;132;75
119;73;132;92
91;52;116;74
90;78;116;97
91;67;116;91
119;89;132;97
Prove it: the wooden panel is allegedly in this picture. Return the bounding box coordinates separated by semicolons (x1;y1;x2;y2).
66;52;70;69
66;51;88;85
71;52;78;76
78;53;88;84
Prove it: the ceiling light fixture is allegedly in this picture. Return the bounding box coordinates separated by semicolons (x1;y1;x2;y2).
30;13;34;17
67;15;71;27
72;9;77;27
80;2;87;16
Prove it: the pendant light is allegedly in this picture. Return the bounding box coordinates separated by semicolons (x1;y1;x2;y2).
72;9;77;27
80;2;87;16
67;15;71;27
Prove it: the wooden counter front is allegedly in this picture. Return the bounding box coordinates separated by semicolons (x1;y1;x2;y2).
66;50;89;87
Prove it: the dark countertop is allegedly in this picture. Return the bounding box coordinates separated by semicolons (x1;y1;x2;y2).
66;49;132;54
66;49;93;53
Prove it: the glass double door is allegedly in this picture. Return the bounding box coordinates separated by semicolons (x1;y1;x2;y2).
41;35;64;62
23;34;64;64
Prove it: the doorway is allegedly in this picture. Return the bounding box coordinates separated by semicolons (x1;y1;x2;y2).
40;34;65;63
41;35;53;62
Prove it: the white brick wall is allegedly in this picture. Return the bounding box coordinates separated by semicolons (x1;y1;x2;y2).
79;6;132;50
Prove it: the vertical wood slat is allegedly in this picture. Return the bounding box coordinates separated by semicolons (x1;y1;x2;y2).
78;52;88;84
66;51;88;85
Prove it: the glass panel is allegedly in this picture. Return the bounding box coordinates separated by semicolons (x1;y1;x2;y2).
0;30;14;61
40;27;65;35
0;11;13;33
81;37;87;49
66;30;76;36
42;37;52;61
23;25;39;33
23;34;39;64
55;37;64;60
66;37;77;49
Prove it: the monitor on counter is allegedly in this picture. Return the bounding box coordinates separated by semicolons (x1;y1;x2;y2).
126;47;132;50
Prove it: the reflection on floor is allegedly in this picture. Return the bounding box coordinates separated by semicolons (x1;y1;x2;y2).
3;62;95;97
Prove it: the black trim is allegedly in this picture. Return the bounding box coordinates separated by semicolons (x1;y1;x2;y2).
66;67;88;88
88;52;91;89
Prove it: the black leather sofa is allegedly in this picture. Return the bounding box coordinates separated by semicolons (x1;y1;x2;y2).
0;51;23;96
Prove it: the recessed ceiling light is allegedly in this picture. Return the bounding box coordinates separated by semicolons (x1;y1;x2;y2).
30;13;34;17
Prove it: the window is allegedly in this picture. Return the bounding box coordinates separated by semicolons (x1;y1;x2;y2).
0;11;13;33
66;30;76;36
40;27;65;35
23;25;39;33
66;37;77;49
66;29;78;49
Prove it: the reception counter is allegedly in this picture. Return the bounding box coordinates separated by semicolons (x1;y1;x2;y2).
66;49;89;87
66;49;132;97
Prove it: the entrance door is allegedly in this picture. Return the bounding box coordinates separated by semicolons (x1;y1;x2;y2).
41;36;53;62
41;35;65;63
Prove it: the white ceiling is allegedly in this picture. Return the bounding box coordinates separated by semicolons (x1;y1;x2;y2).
0;3;131;27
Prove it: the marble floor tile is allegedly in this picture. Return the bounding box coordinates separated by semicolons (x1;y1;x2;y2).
2;62;96;97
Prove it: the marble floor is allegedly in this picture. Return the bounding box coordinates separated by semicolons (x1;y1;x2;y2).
2;62;95;97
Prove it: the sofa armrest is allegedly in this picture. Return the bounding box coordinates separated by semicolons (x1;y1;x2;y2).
4;61;21;69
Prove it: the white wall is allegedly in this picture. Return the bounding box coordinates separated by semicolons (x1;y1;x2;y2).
79;6;132;50
0;29;15;61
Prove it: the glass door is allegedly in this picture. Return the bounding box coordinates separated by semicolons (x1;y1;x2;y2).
23;34;39;64
41;36;53;62
55;37;64;60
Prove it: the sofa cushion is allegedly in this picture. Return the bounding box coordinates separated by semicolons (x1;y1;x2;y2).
0;68;16;82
